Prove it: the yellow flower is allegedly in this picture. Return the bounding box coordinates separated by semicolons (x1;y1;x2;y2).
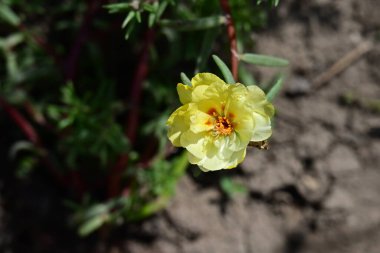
167;73;274;172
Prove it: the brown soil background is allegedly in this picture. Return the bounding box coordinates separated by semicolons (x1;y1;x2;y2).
125;0;380;252
1;0;380;252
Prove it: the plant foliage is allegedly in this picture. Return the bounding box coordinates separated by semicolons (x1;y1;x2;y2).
0;0;285;236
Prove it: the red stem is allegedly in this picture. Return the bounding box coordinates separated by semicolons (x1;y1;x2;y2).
0;97;66;186
107;29;155;198
125;29;155;144
64;0;105;81
219;0;239;81
0;98;40;145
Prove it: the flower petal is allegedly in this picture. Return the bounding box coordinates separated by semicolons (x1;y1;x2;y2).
180;130;209;159
191;73;224;87
168;73;275;172
251;112;272;141
189;109;214;133
225;148;246;169
167;104;191;146
191;84;209;102
247;85;275;117
177;83;192;104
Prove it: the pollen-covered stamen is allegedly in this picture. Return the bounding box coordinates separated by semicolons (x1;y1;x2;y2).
214;116;233;136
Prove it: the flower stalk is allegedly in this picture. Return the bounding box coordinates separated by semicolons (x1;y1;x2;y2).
219;0;238;81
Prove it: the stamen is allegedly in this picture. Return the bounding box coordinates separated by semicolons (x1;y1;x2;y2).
214;116;233;136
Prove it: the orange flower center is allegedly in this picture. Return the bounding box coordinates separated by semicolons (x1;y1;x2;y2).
206;107;234;136
214;115;233;136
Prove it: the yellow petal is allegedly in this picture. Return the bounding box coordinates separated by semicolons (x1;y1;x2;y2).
168;73;275;172
247;85;266;103
167;104;191;146
220;132;244;152
191;73;224;87
199;155;228;171
225;148;246;169
177;83;192;104
228;83;249;103
226;99;254;145
247;85;275;117
251;112;272;141
187;152;202;165
191;84;209;102
189;110;214;133
180;130;208;159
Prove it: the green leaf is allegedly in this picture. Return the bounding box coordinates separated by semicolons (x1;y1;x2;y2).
126;151;188;222
212;55;235;84
58;117;73;129
46;105;61;120
135;11;142;23
0;33;24;49
238;65;256;86
180;72;192;86
159;15;226;31
0;3;20;26
142;3;155;12
148;12;156;27
78;214;108;236
5;50;19;81
240;53;289;67
121;11;135;28
171;150;189;178
82;203;110;220
195;28;219;73
9;141;35;159
124;21;135;40
156;1;168;22
104;3;131;13
220;177;247;198
257;0;280;7
266;74;284;101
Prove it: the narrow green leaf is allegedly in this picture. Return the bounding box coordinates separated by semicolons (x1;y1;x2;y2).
220;177;247;198
0;3;20;26
180;72;192;86
240;53;289;67
47;105;61;120
83;203;111;220
122;11;135;28
79;215;108;236
124;21;135;40
142;3;155;12
5;51;19;81
266;74;284;101
135;11;142;23
238;65;256;86
104;3;130;12
159;15;226;31
58;117;73;129
0;33;24;49
195;28;219;73
212;55;235;84
172;150;189;178
156;1;168;22
9;141;34;159
148;12;156;27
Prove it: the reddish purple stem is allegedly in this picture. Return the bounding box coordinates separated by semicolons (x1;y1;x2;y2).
64;0;105;81
219;0;239;81
108;29;155;198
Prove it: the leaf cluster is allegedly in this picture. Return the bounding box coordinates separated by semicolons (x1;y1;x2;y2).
0;0;285;237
